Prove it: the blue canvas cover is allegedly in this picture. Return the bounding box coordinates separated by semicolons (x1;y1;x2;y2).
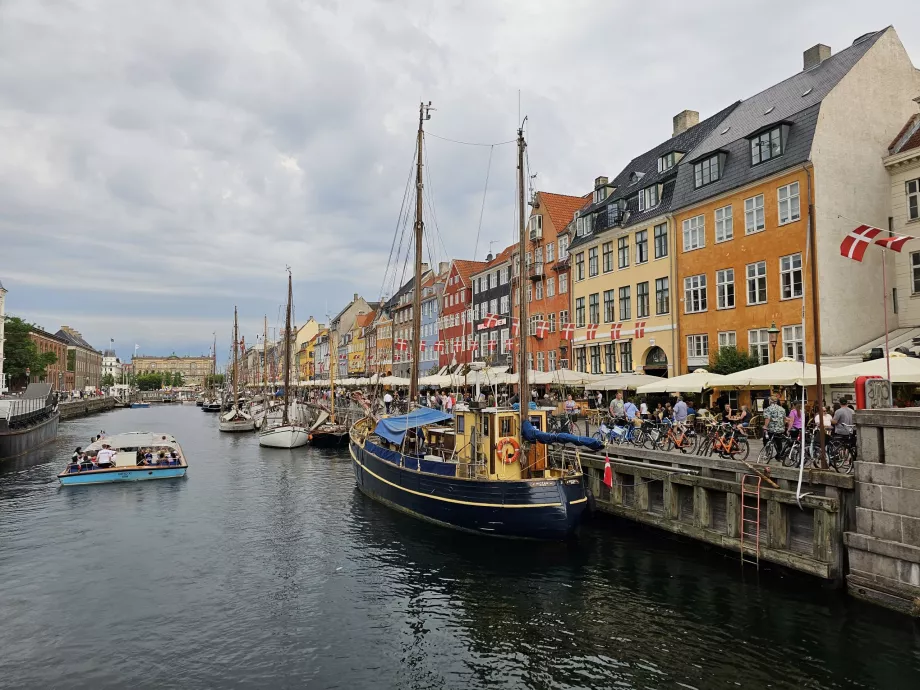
522;420;604;451
374;407;454;445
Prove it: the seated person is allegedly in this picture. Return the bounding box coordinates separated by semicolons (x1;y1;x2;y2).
95;444;116;468
136;449;145;465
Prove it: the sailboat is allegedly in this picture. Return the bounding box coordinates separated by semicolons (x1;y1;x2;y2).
219;307;255;432
307;328;349;447
347;104;600;539
259;271;309;448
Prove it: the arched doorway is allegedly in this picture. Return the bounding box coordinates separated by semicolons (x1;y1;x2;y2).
644;346;668;378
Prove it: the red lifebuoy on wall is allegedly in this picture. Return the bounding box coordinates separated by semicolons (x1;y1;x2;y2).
496;437;521;464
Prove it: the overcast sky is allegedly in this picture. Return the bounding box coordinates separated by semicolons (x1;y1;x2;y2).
1;0;917;363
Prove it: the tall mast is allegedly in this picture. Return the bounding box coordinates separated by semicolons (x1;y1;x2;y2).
517;123;529;434
262;315;268;400
212;332;217;393
232;307;239;411
330;328;336;423
410;101;432;405
282;272;292;426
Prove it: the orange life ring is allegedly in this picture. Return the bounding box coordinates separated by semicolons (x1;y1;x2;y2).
496;436;521;464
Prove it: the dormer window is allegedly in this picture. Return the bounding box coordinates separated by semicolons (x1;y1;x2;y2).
657;151;681;173
638;185;660;212
576;213;594;237
750;125;786;165
693;154;723;189
629;171;645;186
593;187;607;204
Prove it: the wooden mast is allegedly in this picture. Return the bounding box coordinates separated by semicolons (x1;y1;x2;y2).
232;307;239;412
262;315;268;402
282;272;292;427
410;101;432;406
330;327;336;423
516;123;529;436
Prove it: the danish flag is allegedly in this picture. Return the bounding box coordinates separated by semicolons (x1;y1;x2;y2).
394;338;408;351
453;341;463;353
468;337;479;352
634;321;646;339
488;339;497;353
561;322;576;340
840;225;883;262
875;234;915;252
610;322;622;340
419;341;426;353
503;339;515;353
534;320;548;338
511;318;520;337
434;340;445;353
483;312;499;328
586;323;599;340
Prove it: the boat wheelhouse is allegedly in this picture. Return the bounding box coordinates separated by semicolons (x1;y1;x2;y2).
58;432;188;485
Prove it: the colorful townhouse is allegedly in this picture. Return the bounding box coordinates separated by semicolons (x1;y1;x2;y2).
567;107;735;377
471;246;514;367
419;266;448;375
671;29;920;383
348;312;374;376
373;311;392;376
438;260;487;369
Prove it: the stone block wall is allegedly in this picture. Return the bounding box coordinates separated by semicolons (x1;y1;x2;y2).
844;408;920;616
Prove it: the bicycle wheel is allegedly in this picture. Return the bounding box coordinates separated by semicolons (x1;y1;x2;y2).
729;437;750;461
757;441;776;464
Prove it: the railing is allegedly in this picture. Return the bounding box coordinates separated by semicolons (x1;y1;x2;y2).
528;263;544;280
0;398;50;422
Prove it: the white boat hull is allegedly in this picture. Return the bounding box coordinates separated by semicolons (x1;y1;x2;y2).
258;425;308;448
219;418;255;432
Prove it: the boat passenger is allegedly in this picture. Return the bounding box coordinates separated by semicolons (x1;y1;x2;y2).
96;444;116;468
72;447;83;462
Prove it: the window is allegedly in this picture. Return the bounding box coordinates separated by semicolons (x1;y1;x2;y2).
527;353;534;371
604;344;617;373
638;185;659;211
575;348;587;373
488;272;495;290
783;325;805;361
537;352;545;372
590;345;601;373
559;274;568;294
636;281;649;318
682;214;705;251
558;236;569;260
653;223;668;259
718;331;736;349
715;205;733;242
560;309;569;326
575;252;585;281
549;350;557;370
684;274;707;313
658;151;677;173
687;334;709;359
635;230;648;264
748;328;770;365
490;298;498;315
527;284;532;303
751;126;783;164
908;179;919;221
603;290;616;322
744;195;765;234
618;286;631;321
535;281;543;300
912;252;920;294
746;261;767;305
529;214;543;236
594;187;607;204
618;236;629;268
602;241;614;272
777;182;801;224
546;242;554;263
589;293;600;324
655;277;669;315
546;276;555;297
716;268;735;310
501;267;509;284
526;251;532;267
780;253;803;299
575;216;585;236
619;340;633;373
548;313;556;332
694;155;721;188
500;295;509;313
575;297;586;328
588;247;598;277
513;256;520;277
534;248;543;265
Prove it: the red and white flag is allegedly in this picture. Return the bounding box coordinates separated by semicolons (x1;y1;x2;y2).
610;322;622;340
483;313;499;328
453;341;463;353
488;339;497;353
586;323;598;340
468;337;479;353
840;225;883;262
561;323;576;340
603;454;613;488
395;338;408;351
634;321;646;339
434;340;445;353
534;320;548;338
875;234;915;252
503;339;514;353
511;318;520;337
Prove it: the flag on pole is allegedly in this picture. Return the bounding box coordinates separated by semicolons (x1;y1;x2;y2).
535;320;548;338
503;339;514;353
610;323;622;340
840;225;883;261
434;340;445;353
875;234;915;252
603;454;613;488
634;321;646;339
561;323;575;340
453;341;463;353
483;313;499;328
511;318;520;337
488;339;497;353
586;323;598;340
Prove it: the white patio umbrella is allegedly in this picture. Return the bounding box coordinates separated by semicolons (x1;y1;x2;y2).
380;375;411;387
821;352;920;385
532;368;599;386
717;358;833;388
586;373;664;391
636;369;726;394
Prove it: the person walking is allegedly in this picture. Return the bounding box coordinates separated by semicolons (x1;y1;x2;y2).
383;391;393;414
609;391;625;419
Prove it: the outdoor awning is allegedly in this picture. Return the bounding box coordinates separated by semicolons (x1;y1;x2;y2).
821;353;920;384
374;407;454;445
717;358;834;388
585;373;663;391
635;369;725;394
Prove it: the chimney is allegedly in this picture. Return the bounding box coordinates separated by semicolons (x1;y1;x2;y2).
421;262;429;274
438;261;449;275
803;44;831;71
594;176;608;189
353;293;358;302
672;110;699;137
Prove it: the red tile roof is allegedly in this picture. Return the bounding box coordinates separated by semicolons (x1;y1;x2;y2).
889;113;920;155
451;259;488;286
473;244;515;274
355;311;376;329
537;191;591;237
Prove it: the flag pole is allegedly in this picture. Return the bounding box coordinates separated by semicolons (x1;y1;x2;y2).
881;246;893;400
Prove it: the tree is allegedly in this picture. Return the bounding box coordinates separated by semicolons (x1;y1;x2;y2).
135;372;163;391
709;346;761;375
171;371;184;387
205;373;225;387
100;373;115;387
2;316;59;385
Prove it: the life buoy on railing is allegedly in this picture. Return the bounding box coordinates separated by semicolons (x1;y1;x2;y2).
496;437;521;465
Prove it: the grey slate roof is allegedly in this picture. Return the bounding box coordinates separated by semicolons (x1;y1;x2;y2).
671;29;885;211
55;329;100;353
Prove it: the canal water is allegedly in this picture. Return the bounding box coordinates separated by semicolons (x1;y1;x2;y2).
1;406;919;689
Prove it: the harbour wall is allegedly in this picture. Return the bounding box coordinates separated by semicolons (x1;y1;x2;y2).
59;397;116;420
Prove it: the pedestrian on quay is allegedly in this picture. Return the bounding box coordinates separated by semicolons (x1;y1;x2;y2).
383;391;393;414
595;391;603;409
673;395;688;426
787;401;804;441
609;391;625;419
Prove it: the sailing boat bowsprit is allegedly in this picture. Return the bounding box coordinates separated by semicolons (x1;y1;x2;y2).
348;104;591;539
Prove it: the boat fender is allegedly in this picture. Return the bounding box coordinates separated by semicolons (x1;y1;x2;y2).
496;437;521;465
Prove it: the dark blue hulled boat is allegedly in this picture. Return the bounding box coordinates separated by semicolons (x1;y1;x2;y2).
349;406;599;540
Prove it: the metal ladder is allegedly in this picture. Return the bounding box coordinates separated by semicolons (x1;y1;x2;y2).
740;474;762;568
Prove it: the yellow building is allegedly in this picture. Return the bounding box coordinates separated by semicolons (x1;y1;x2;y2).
348;312;374;375
295;317;323;381
132;354;213;387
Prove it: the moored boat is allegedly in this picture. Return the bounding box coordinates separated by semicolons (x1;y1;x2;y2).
0;384;59;460
219;307;255;432
58;432;188;485
130;402;150;409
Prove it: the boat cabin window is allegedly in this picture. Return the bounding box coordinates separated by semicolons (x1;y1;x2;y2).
456;415;465;433
500;417;513;437
528;414;542;431
482;415;490;438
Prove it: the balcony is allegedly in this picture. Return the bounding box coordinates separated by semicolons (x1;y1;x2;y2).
552;256;569;271
528;263;544;281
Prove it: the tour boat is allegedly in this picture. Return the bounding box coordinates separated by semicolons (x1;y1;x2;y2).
219;308;255;432
130;402;150;409
348;105;598;539
58;432;188;485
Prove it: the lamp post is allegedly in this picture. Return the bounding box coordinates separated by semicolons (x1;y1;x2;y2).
767;321;780;363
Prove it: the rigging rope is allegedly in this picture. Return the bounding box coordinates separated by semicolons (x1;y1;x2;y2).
471;144;494;262
427;131;516;147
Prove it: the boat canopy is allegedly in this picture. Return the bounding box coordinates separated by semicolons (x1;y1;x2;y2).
374;408;454;445
522;420;604;451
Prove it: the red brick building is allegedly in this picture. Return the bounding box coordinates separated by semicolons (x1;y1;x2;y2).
438;259;486;369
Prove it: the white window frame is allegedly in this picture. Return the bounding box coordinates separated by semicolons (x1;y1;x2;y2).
746;261;767;305
744;194;765;234
908;179;919;221
682;215;705;252
777;182;801;225
780;253;803;300
638;185;659;212
717;331;736;349
782;324;805;362
535;281;543;300
684;274;707;314
546;276;555;297
558;236;569;260
714;205;733;243
716;268;735;310
546;242;555;263
500;295;510;314
912;252;920;294
687;334;709;359
549;350;557;371
748;328;770;365
559;273;568;294
529;214;543;235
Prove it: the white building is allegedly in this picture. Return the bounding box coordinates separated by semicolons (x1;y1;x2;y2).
102;349;123;382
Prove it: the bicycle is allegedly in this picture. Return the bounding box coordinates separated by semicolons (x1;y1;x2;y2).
665;420;696;454
758;429;792;464
711;422;750;461
549;414;578;435
826;424;857;473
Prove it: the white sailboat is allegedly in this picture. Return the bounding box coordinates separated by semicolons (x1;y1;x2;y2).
219;307;255;432
259;271;308;448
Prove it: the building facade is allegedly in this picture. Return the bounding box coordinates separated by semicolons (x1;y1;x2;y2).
471;247;514;368
438;260;486;369
55;326;102;391
28;327;72;390
131;354;212;387
102;349;123;383
295;317;323;381
419;271;445;375
349;313;374;375
373;312;392;375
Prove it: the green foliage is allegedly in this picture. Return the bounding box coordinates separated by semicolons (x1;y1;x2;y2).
171;371;184;387
2;316;59;383
135;372;163;391
67;349;76;372
709;346;761;376
101;373;115;387
205;374;225;387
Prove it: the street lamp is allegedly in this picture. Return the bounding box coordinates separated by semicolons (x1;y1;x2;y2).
767;321;780;363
